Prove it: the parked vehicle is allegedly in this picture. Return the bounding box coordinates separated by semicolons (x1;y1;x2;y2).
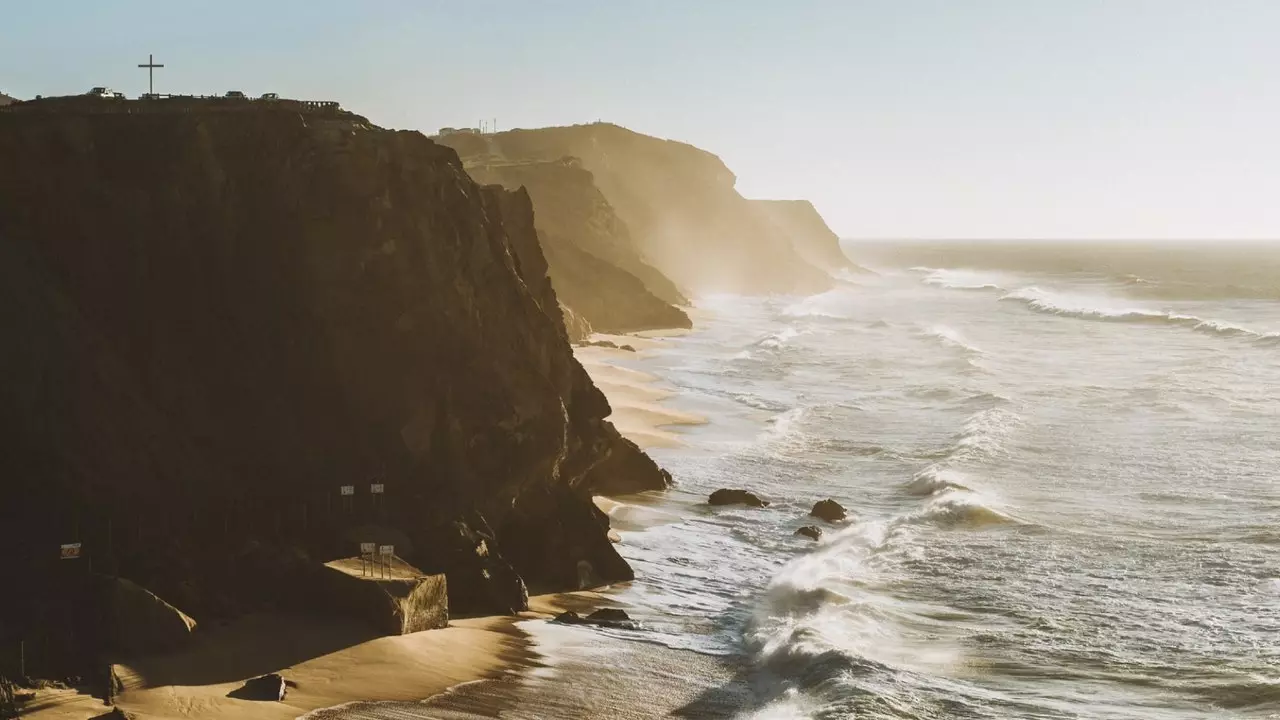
260;92;279;101
86;87;115;98
225;90;247;99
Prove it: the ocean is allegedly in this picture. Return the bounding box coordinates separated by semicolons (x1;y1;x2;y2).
330;240;1280;719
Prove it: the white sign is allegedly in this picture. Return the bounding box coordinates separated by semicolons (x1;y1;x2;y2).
60;543;82;560
378;544;394;557
370;483;385;494
360;542;376;555
340;485;355;496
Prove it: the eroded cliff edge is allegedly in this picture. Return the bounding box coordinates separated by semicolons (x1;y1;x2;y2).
439;123;835;296
0;106;669;666
463;158;691;335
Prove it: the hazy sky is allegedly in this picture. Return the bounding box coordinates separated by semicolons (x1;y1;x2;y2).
5;1;1279;239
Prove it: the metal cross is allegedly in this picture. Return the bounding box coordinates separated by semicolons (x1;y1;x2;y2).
138;53;164;96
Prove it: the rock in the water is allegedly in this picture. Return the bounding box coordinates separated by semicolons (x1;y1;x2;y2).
619;344;636;352
810;499;847;523
586;608;630;623
795;525;822;541
232;673;287;701
588;340;618;349
709;489;769;507
553;608;636;629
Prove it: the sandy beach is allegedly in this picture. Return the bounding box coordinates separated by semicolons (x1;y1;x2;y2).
574;331;705;450
22;613;527;720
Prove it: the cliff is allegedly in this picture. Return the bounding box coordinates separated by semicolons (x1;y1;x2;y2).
440;123;832;296
751;199;854;272
458;158;690;334
0;103;669;672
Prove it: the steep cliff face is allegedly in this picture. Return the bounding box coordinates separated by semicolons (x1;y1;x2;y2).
0;106;670;665
442;124;831;296
438;154;691;334
751;199;855;272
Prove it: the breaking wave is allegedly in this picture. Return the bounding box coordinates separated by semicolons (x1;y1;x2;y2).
904;466;972;496
915;267;1013;291
1001;286;1280;343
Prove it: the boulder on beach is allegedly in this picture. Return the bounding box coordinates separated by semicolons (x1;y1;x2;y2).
619;344;636;352
230;673;287;701
552;608;637;629
810;499;847;523
709;489;769;507
795;525;822;541
586;608;631;623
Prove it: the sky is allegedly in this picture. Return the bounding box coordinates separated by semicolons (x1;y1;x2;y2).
4;0;1279;239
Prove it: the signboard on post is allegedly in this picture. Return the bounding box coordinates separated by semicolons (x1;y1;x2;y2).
60;543;82;560
370;483;384;494
378;544;394;578
359;542;376;576
340;485;355;496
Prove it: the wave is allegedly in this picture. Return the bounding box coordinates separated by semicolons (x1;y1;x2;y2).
782;287;860;319
915;267;1014;291
904;466;972;496
905;490;1017;528
921;324;983;356
1001;286;1280;343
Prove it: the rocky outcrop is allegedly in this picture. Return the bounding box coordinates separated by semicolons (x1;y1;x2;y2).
99;576;197;658
560;303;593;343
751;200;855;273
0;104;670;673
795;526;822;541
708;489;769;508
444;156;690;332
0;93;15;107
810;499;848;523
440;124;831;296
231;673;287;701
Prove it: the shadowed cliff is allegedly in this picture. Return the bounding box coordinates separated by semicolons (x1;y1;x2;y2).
439;123;833;296
0;104;670;671
461;158;691;335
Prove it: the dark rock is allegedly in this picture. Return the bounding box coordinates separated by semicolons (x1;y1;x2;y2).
810;499;848;523
588;340;619;349
709;489;769;507
586;608;630;623
230;673;286;701
795;525;822;541
92;709;136;720
619;344;636;352
552;608;637;630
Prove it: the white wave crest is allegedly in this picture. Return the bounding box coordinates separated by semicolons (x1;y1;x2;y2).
905;489;1016;528
1002;286;1280;343
905;466;972;496
922;324;983;355
913;267;1016;291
